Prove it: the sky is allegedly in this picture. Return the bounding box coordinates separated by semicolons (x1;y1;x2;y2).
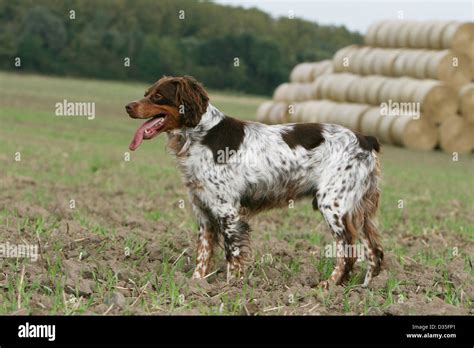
215;0;473;34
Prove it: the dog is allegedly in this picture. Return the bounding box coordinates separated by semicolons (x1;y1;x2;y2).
125;75;384;287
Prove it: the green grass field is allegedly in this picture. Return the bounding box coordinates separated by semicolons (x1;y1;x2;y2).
0;72;472;315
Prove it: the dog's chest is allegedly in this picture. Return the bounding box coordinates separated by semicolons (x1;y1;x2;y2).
177;144;216;189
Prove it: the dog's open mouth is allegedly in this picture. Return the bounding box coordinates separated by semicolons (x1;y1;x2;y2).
129;114;167;151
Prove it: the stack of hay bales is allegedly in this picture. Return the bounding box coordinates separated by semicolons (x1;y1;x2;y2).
309;74;457;125
365;21;474;60
257;60;333;124
333;46;472;88
257;20;474;153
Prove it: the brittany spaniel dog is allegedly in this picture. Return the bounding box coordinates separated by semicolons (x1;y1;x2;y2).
125;76;383;287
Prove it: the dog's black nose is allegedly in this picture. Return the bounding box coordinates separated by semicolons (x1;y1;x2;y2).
125;102;137;113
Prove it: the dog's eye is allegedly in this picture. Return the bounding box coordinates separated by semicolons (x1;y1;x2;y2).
155;93;163;99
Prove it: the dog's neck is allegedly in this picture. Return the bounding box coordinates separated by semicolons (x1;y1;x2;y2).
193;103;225;134
167;103;224;156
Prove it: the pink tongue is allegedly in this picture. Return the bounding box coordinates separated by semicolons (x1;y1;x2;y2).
129;117;162;151
129;123;147;151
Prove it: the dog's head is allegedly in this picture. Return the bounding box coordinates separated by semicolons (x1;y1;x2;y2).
125;75;209;151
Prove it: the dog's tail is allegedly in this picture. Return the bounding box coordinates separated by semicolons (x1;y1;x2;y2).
365;135;380;153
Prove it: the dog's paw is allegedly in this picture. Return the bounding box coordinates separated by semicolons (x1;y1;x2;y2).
318;280;331;290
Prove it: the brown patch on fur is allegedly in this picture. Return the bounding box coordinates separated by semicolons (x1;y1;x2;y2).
201;116;246;164
282;123;325;150
354;131;381;153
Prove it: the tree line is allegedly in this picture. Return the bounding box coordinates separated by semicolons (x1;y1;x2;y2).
0;0;363;95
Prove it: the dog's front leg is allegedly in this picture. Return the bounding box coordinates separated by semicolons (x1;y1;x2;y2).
192;222;216;279
218;211;251;282
190;204;217;279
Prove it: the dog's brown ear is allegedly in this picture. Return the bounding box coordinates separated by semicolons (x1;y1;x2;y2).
175;76;209;127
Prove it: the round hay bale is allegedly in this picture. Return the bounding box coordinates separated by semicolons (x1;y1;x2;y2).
268;102;289;124
415;21;438;47
352;78;371;104
377;115;397;144
318;101;338;124
310;60;334;80
426;50;471;87
273;83;289;102
301;101;326;123
375;21;394;47
407;22;425;47
412;51;432;78
392;77;419;102
439;115;474;153
378;80;397;102
378;81;403;107
404;50;427;77
290;63;312;83
317;75;333;100
290;102;304;122
371;49;387;75
395;21;415;47
392;51;411;77
256;101;274;123
333;45;358;72
301;83;314;101
399;78;421;102
324;77;338;101
385;21;403;47
299;101;314;123
459;83;474;124
310;78;324;99
428;21;453;49
365;21;385;45
351;46;372;74
286;83;313;102
391;115;438;150
301;101;322;123
413;81;457;125
285;84;299;102
387;78;406;102
331;74;358;102
365;77;387;105
360;108;383;136
382;49;401;76
360;48;383;76
442;22;474;60
333;104;370;131
347;77;362;103
330;105;350;128
289;64;300;82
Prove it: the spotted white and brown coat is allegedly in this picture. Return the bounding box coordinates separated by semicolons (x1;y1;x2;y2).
126;76;384;288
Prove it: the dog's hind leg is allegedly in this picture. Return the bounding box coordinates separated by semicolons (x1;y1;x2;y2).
223;219;251;282
360;183;384;287
318;200;359;288
213;207;251;282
